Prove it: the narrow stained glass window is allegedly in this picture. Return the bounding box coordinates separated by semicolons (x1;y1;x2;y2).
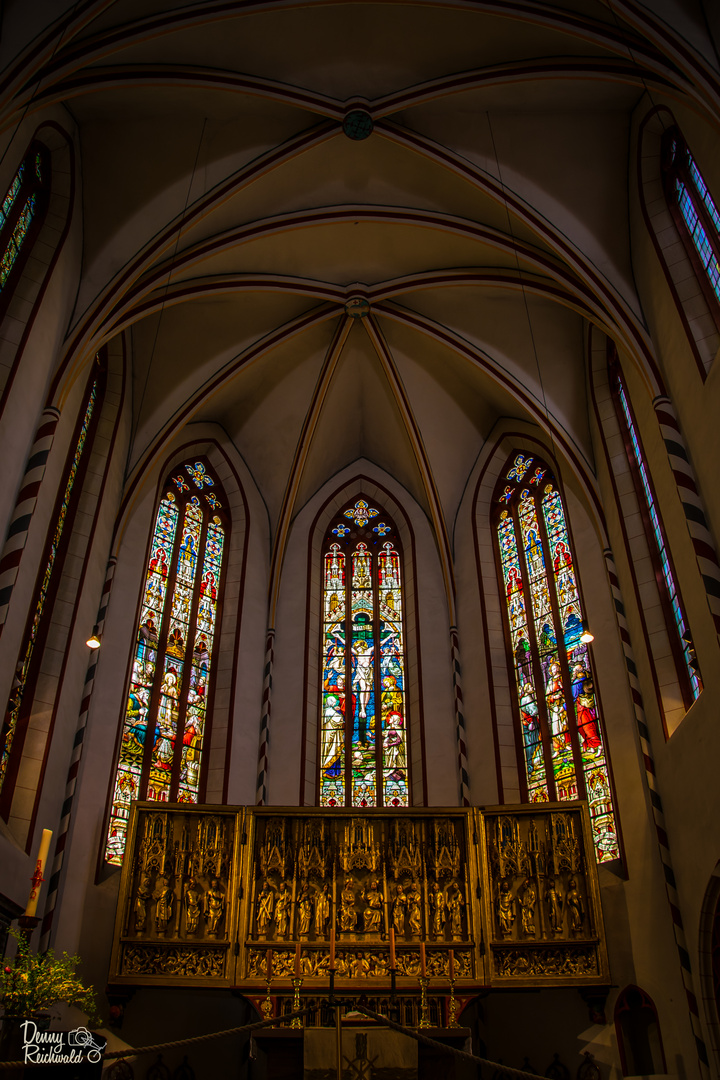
0;360;103;814
320;500;409;808
494;454;620;863
663;128;720;310
105;462;227;864
611;364;702;704
0;143;49;297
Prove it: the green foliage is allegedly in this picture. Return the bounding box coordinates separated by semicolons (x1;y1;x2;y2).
1;929;99;1023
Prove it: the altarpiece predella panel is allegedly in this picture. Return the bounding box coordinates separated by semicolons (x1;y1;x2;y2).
109;803;608;990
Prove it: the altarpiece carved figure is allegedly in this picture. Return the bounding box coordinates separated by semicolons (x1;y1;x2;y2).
205;877;225;935
496;880;515;938
545;879;563;934
257;881;274;936
275;882;291;939
135;872;153;931
520;878;537;936
392;885;407;934
154;875;173;933
430;882;446;937
566;878;585;934
184;879;203;934
407;881;422;936
298;886;313;936
362;879;383;933
315;883;331;937
448;883;465;937
340;878;357;932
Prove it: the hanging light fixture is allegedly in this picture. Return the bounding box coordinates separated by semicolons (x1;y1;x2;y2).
580;623;595;645
86;625;101;649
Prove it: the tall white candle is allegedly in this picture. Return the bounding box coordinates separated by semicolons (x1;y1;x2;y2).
25;829;52;917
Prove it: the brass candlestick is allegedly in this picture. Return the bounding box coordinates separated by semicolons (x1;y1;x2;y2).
418;976;430;1028
261;977;273;1021
290;977;303;1028
447;978;458;1027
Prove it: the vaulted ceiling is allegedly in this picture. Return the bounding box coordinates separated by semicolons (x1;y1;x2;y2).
2;0;716;559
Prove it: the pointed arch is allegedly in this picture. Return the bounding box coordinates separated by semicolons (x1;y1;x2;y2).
104;455;232;864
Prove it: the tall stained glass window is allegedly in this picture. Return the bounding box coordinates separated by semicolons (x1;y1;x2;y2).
320;499;409;808
105;461;227;865
0;363;103;814
610;361;702;705
663;127;720;314
0;144;49;302
494;454;619;863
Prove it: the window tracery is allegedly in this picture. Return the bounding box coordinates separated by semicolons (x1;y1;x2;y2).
105;461;227;865
493;455;619;863
320;499;409;809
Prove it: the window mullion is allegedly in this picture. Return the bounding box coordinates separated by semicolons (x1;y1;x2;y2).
344;538;352;808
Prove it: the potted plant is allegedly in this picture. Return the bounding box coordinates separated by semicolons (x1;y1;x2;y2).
0;929;99;1064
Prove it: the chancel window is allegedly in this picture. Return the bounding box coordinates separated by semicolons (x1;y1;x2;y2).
0;143;49;301
320;499;409;808
663;127;720;316
493;455;619;863
105;460;227;864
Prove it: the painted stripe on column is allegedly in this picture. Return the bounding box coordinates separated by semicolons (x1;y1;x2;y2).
255;629;275;806
39;558;116;953
450;626;470;807
604;547;708;1073
653;395;720;641
0;408;61;636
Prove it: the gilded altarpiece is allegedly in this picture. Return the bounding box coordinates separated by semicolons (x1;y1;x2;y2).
109;803;608;991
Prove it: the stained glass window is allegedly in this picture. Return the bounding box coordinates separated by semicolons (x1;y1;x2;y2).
0;363;102;811
320;500;409;809
0;144;49;297
663;128;720;310
105;462;228;864
611;363;702;704
494;455;620;863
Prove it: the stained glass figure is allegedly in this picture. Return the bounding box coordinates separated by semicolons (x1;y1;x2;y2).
320;501;408;808
612;364;702;703
663;128;720;306
493;456;620;863
105;461;227;864
0;143;48;296
0;375;99;800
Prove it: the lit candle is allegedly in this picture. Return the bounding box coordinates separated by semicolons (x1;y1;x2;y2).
266;948;273;979
25;829;52;917
420;942;426;978
295;943;301;977
330;926;336;969
389;927;396;969
448;949;455;980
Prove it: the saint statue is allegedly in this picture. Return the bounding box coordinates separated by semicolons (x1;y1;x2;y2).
566;878;585;934
545;879;563;934
496;880;515;938
407;881;422;937
154;875;173;933
298;886;313;936
362;879;383;934
184;879;202;935
430;882;446;938
275;882;291;939
392;885;407;935
315;883;331;937
257;882;274;937
448;884;465;938
339;878;357;932
205;877;225;936
135;872;153;932
520;879;537;937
